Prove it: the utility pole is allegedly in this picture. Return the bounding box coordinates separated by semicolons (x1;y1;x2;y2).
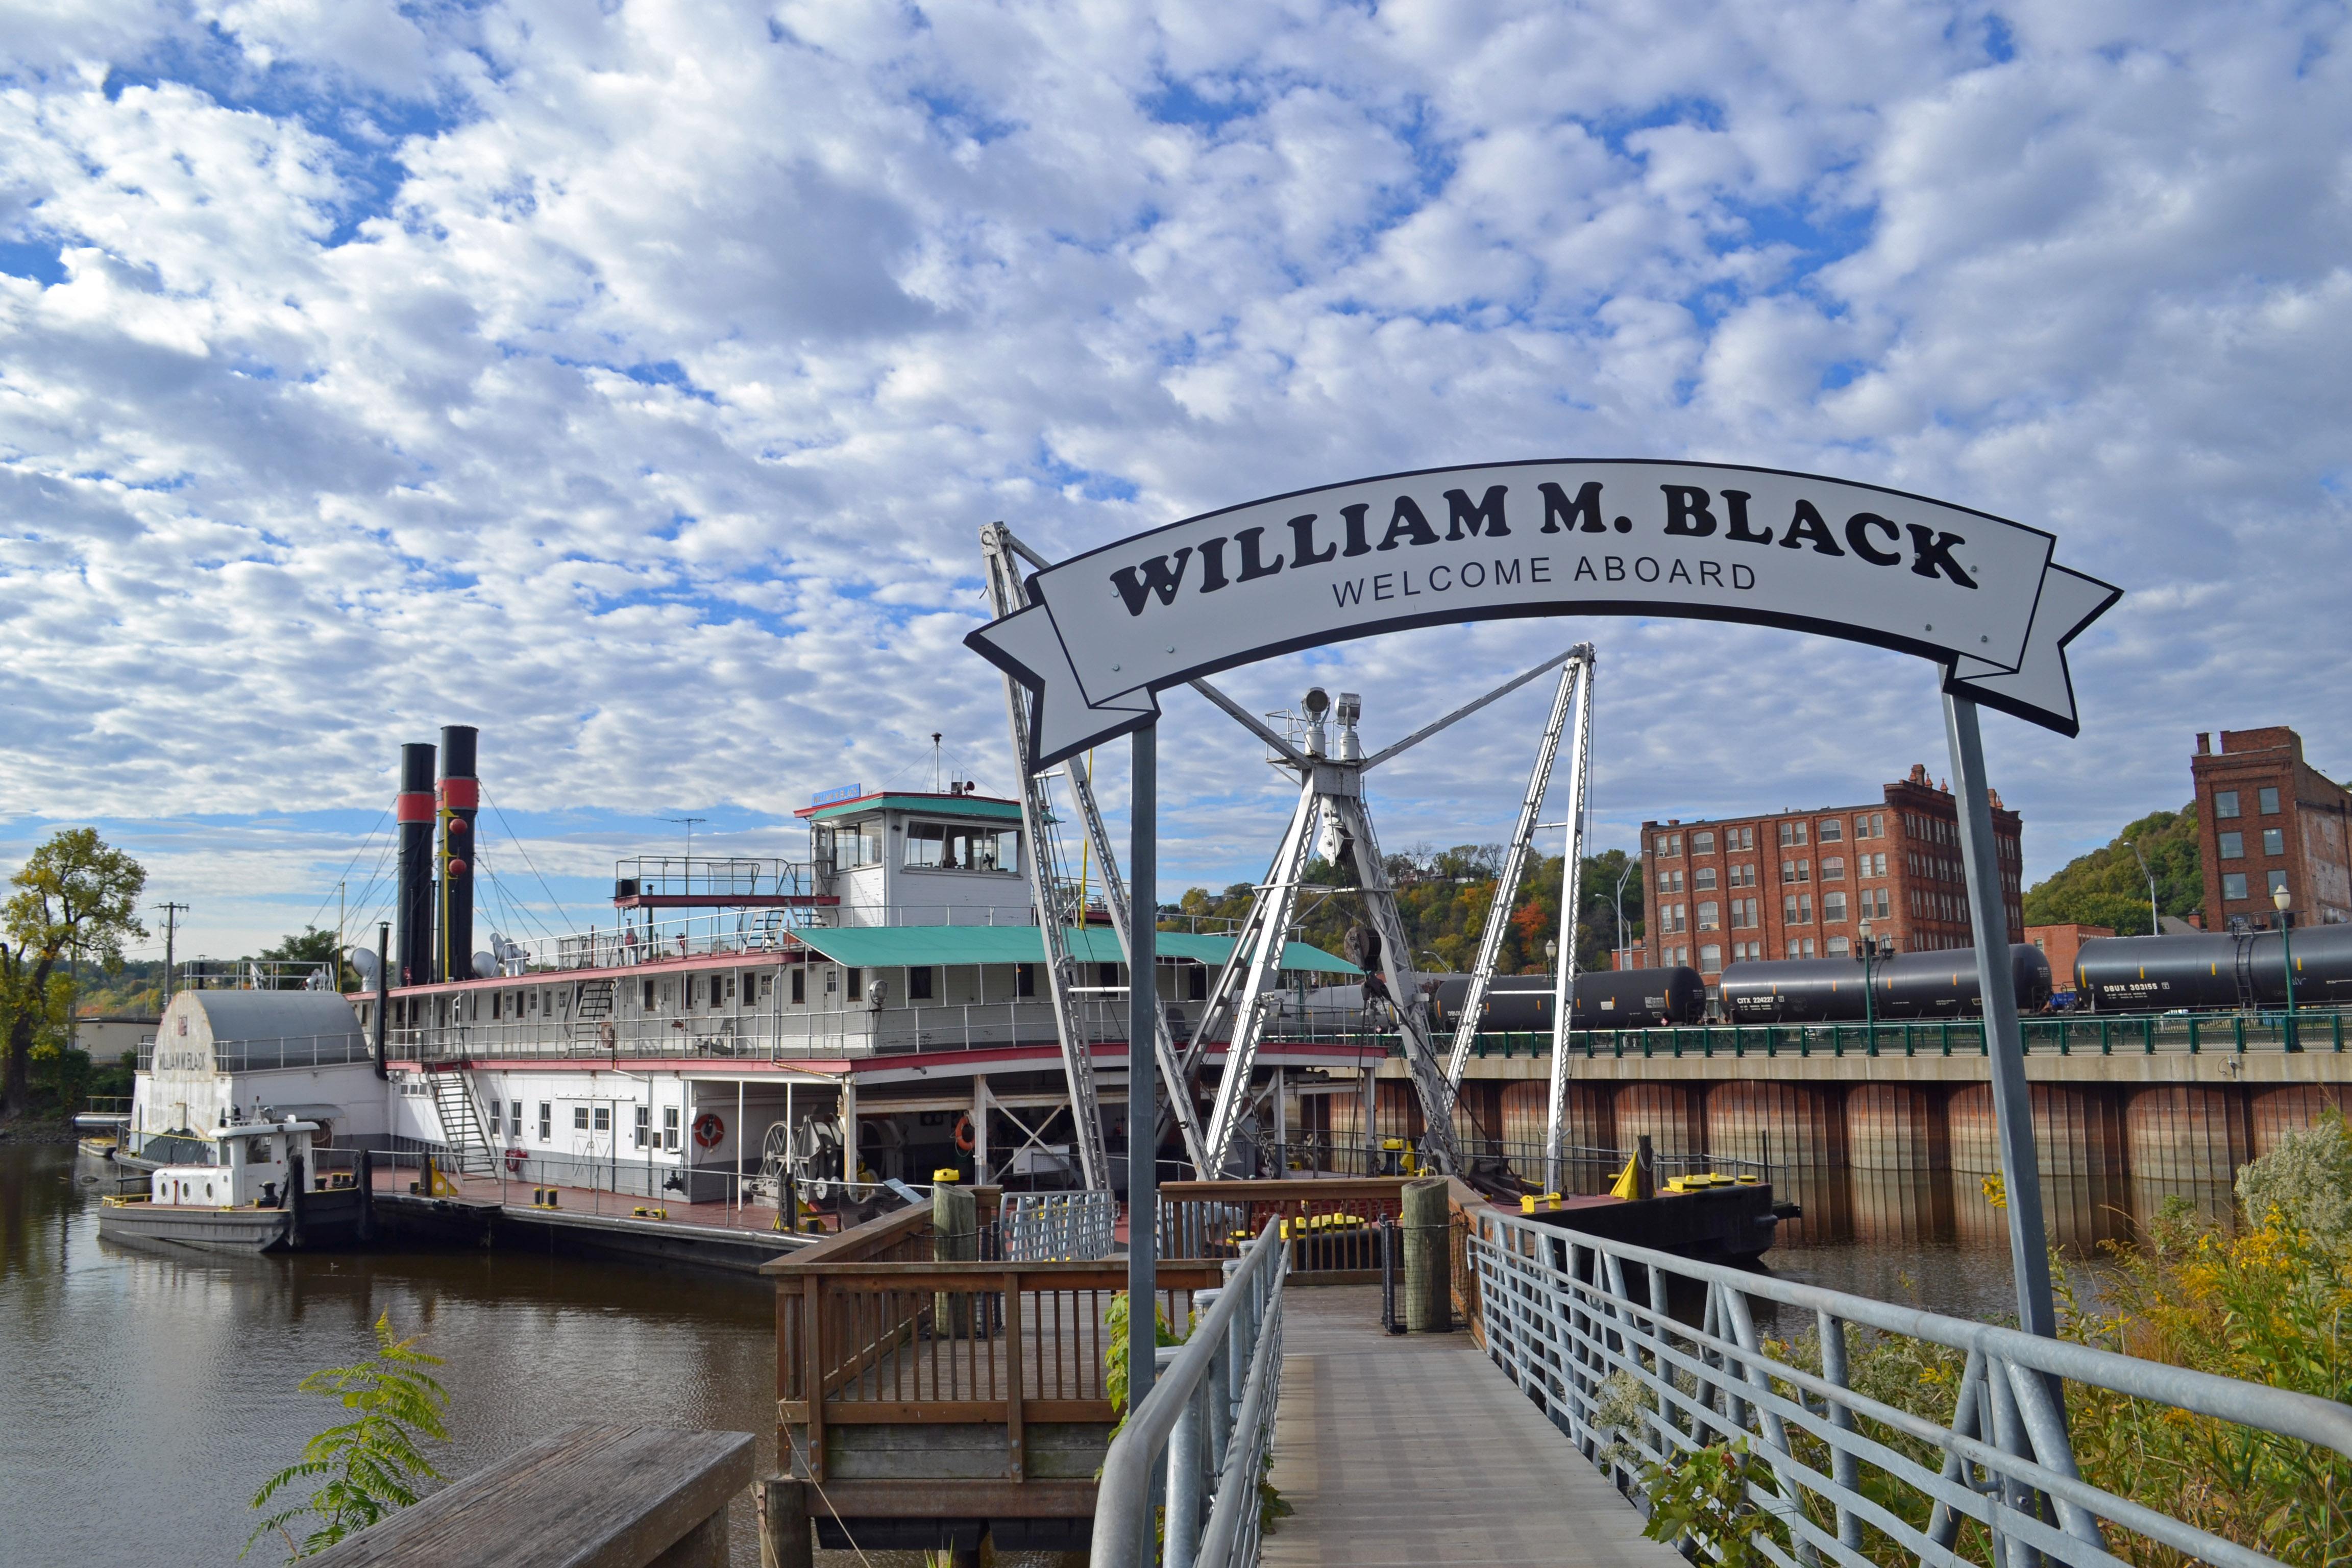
157;902;190;1007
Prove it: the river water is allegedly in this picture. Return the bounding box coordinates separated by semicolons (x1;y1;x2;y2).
2;1143;2120;1566
1;1144;778;1567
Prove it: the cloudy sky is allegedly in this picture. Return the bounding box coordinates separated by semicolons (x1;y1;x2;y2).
3;0;2348;964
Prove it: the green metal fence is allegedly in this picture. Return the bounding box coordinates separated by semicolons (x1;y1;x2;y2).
1451;1007;2347;1061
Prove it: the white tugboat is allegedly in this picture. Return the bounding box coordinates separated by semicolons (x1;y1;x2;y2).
97;1117;369;1253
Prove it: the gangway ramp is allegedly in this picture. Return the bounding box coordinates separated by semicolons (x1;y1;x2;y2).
1265;1286;1678;1568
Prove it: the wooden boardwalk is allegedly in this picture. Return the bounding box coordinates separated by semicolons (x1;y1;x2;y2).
1264;1287;1683;1568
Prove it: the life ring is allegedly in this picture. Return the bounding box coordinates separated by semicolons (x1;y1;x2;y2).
952;1113;975;1154
693;1111;724;1150
506;1148;526;1174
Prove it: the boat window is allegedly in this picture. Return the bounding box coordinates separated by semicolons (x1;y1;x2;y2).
904;821;1019;873
846;967;863;1002
664;1106;681;1152
818;822;884;869
593;1106;611;1133
634;1106;650;1149
538;1102;552;1141
907;966;934;1001
1016;963;1036;998
791;968;805;1004
574;1106;591;1132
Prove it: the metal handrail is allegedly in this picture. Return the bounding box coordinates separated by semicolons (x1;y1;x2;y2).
1468;1207;2352;1568
1093;1218;1289;1568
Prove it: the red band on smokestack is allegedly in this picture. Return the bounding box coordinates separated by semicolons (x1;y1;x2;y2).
438;777;480;810
397;792;435;823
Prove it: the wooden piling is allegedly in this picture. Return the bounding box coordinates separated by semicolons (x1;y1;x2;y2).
1403;1178;1449;1332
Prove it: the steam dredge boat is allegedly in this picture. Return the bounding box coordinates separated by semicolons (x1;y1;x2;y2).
116;726;1377;1230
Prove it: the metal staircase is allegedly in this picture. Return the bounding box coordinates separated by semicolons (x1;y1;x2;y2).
572;977;617;1050
427;1070;498;1176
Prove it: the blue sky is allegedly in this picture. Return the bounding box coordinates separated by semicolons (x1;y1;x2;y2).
4;1;2350;962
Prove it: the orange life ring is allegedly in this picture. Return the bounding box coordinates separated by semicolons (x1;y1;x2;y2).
693;1111;724;1150
952;1113;975;1154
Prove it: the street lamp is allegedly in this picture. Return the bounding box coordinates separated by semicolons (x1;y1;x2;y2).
1612;860;1638;970
1857;919;1883;1034
2273;883;2300;1051
2124;839;2160;936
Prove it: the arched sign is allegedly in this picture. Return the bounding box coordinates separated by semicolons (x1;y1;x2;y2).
966;460;2119;770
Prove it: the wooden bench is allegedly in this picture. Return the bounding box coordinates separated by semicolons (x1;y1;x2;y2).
307;1423;753;1567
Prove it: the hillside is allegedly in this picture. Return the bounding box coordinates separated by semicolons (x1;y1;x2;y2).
2022;805;2203;933
1173;842;1643;975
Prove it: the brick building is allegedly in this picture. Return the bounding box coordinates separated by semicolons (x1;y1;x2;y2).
2026;923;2112;1000
1641;765;2024;990
2190;727;2352;930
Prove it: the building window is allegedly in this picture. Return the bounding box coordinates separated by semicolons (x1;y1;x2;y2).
634;1105;650;1149
1792;938;1816;958
1800;894;1814;922
2219;831;2243;860
538;1103;552;1141
1818;818;1843;842
1778;820;1808;847
1731;826;1754;850
2222;873;2248;901
2259;786;2281;815
1825;892;1848;922
1016;963;1036;998
905;821;1021;873
2268;869;2289;896
1699;943;1723;973
664;1106;681;1153
2262;828;2285;856
846;967;864;1001
1694;866;1717;891
1827;935;1850;955
1821;856;1844;880
1692;831;1716;854
1656;831;1682;856
1698;900;1720;930
907;966;934;1000
2215;790;2240;819
1657;869;1683;894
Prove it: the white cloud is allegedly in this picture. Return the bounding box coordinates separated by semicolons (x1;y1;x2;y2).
2;0;2349;954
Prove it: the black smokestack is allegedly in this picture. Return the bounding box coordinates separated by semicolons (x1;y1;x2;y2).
396;742;437;985
438;725;480;981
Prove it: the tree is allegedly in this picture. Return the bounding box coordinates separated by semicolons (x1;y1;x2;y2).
1;829;147;1117
256;926;358;990
2023;805;2203;932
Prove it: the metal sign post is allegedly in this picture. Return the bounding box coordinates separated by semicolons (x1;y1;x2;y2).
1945;693;2057;1340
1126;721;1159;1421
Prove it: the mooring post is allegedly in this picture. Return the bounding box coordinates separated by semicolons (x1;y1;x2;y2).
933;1178;976;1338
760;1476;814;1568
1403;1177;1449;1332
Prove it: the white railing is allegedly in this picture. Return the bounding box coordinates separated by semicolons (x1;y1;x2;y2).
1467;1207;2352;1568
999;1189;1116;1260
141;1032;374;1071
1093;1219;1289;1568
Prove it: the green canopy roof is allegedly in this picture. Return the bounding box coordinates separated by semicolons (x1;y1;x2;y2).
798;793;1024;823
789;924;1358;975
